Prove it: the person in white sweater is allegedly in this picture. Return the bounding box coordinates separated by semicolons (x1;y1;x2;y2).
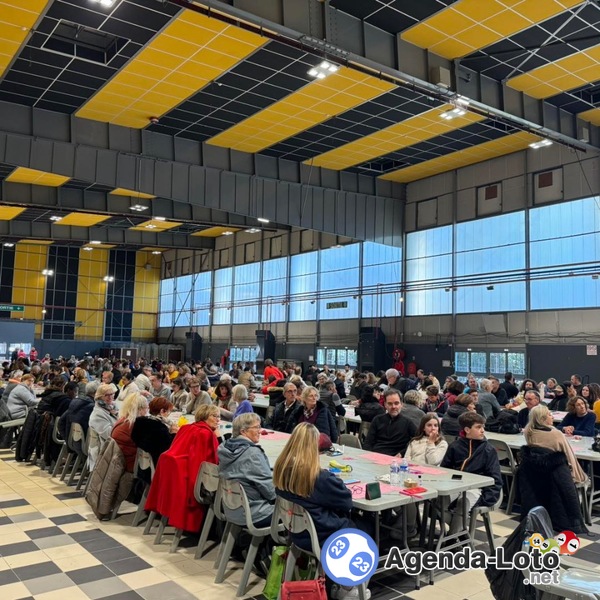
404;413;448;465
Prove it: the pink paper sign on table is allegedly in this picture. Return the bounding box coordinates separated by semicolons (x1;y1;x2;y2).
260;431;290;441
408;464;445;475
361;452;396;465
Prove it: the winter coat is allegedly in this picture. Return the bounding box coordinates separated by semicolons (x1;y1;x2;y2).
218;436;276;526
477;392;501;420
355;400;385;423
441;436;502;508
86;438;133;520
111;419;137;472
131;416;175;469
185;390;212;415
277;470;353;550
88;404;118;470
440;404;468;437
171;389;189;412
424;394;448;416
318;390;346;420
401;404;425;429
14;409;41;462
363;412;417;457
516;446;587;534
145;421;219;532
232;399;254;419
58;397;94;440
7;383;38;419
266;400;299;432
405;437;448;466
547;393;568;412
287;401;339;443
36;389;70;418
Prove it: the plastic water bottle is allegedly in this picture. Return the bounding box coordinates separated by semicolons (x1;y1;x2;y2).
522;538;530;553
390;459;400;486
400;458;409;484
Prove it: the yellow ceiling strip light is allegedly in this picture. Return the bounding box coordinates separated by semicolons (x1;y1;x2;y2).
76;11;267;128
507;44;600;99
55;213;111;227
0;206;26;220
206;67;396;153
129;219;181;232
380;131;539;183
110;188;156;199
305;105;485;171
192;226;241;237
401;0;584;59
0;0;50;78
6;167;70;187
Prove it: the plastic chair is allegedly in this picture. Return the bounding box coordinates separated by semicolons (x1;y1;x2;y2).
51;419;68;476
271;496;369;600
194;462;220;559
60;423;86;484
487;439;518;514
339;433;362;449
131;449;155;527
214;478;272;597
358;420;370;442
468;489;503;551
67;423;90;487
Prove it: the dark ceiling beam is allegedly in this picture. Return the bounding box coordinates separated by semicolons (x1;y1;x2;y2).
174;0;600;152
0;218;215;250
0;105;403;247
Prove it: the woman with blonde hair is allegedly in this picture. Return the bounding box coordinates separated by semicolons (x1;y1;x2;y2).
111;393;148;472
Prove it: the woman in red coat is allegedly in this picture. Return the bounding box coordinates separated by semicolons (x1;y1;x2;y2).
144;404;220;532
263;358;285;382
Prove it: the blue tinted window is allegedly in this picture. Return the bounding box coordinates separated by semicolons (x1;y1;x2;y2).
262;257;288;323
289;251;317;321
213;267;233;325
362;242;402;318
319;244;359;319
233;263;260;324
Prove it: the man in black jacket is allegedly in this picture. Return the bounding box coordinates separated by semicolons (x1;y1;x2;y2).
363;389;416;456
441;412;502;534
499;372;519;400
266;383;298;432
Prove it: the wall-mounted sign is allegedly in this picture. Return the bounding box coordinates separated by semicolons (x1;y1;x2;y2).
326;301;348;309
0;305;24;312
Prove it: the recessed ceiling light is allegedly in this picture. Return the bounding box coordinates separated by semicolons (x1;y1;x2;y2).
42;269;54;276
130;204;148;212
89;240;101;245
246;228;260;233
3;242;14;247
103;275;114;282
257;217;269;223
82;246;93;251
308;60;339;79
440;107;467;120
154;216;166;221
90;0;116;7
145;224;157;229
222;231;234;236
529;139;553;149
50;216;62;222
41;309;47;314
151;251;162;255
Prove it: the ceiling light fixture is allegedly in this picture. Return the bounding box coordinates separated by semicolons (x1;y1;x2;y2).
41;309;47;314
82;246;93;251
42;269;54;276
154;216;166;221
3;243;14;247
440;106;467;120
90;0;116;7
89;240;101;245
308;60;339;79
130;204;148;212
50;216;62;222
246;228;260;233
529;139;553;149
257;217;269;223
145;224;157;229
222;231;234;236
103;275;114;282
151;251;162;255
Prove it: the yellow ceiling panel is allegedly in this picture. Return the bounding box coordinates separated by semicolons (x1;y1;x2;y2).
76;11;267;128
129;220;181;232
82;243;115;250
110;188;155;199
380;132;539;183
307;105;484;170
0;1;50;78
55;213;110;227
578;108;600;126
6;167;70;186
207;67;395;153
192;226;241;237
507;44;600;99
0;206;25;220
18;239;53;245
402;0;583;59
140;247;168;252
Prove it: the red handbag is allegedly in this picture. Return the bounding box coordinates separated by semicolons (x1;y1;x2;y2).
280;577;327;600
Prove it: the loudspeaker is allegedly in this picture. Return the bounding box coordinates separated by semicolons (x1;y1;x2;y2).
255;330;275;373
359;327;386;372
185;332;202;362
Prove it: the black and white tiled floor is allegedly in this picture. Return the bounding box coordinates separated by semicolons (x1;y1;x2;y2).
1;447;599;600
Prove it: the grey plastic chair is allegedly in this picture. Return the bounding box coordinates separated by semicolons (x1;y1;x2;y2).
51;418;68;476
487;438;518;514
131;449;155;527
468;489;503;551
214;478;272;597
194;462;220;559
339;433;362;449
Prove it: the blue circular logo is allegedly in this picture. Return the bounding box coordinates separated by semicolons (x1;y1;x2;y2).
321;528;379;586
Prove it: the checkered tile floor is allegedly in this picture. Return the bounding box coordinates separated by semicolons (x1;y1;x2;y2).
1;447;599;600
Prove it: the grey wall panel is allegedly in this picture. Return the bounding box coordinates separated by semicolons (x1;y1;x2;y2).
335;190;345;235
340;171;358;192
311;187;324;232
358;175;375;196
255;153;278;179
84;190;108;212
74;146;97;182
374;196;385;242
382;196;394;245
230;149;254;175
220;172;236;213
32;185;57;206
52;141;75;178
0;102;31;136
301;162;320;187
234;173;250;214
345;192;357;238
5;134;31;167
33;109;69;142
397;39;427;81
376;179;392;198
115;153;135;189
502;175;527;212
456;188;476;221
174;137;201;165
333;10;364;55
107;193;131;213
300;187;313;229
109;124;138;153
391;182;404;200
560;108;576;139
203;143;230;171
404;199;416;232
282;0;321;36
235;0;283;23
139;158;155;195
72;118;108;148
30;138;53;173
364;22;395;68
173;163;191;203
321;168;339;190
323;189;336;233
437;192;453;225
288;183;302;226
543;103;559;132
142;131;174;161
354;194;367;240
279;159;299;183
523;93;542;125
0;132;5;162
417;198;437;228
204;168;221;208
364;196;375;240
271;178;287;224
154;160;173;199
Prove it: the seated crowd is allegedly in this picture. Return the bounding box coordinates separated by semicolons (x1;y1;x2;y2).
0;354;595;598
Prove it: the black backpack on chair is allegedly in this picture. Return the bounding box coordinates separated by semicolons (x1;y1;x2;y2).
485;409;520;434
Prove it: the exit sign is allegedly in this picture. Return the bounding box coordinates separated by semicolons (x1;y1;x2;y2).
0;305;24;312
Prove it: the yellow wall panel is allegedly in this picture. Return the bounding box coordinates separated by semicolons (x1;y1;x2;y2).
132;252;160;340
75;249;108;341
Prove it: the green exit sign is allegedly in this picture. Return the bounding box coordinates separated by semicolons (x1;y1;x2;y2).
0;305;24;312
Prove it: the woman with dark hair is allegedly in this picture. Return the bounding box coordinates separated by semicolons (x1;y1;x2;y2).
547;383;569;412
444;379;465;406
170;377;189;412
354;385;385;422
588;383;600;425
131;396;178;468
424;385;447;416
213;379;233;412
441;393;476;437
405;413;448;465
558;396;595;437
